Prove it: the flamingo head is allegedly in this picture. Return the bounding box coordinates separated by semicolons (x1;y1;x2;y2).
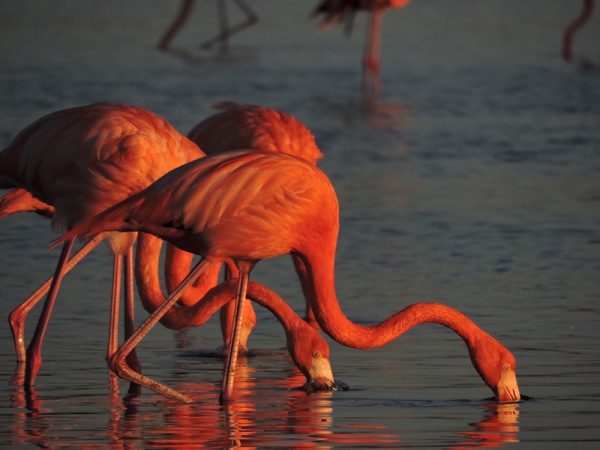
389;0;411;9
469;334;521;403
286;323;335;391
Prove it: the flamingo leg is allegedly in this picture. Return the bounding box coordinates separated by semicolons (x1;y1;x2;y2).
362;9;384;97
220;260;252;403
123;248;142;395
25;239;75;387
292;255;319;329
108;259;212;403
9;235;105;362
107;254;122;359
200;0;258;51
157;0;196;51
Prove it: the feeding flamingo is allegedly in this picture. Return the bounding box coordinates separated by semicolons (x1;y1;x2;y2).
134;232;336;397
0;103;203;387
312;0;411;97
58;150;521;404
169;101;325;353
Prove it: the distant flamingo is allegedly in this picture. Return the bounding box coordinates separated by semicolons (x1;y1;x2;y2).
59;150;521;404
135;233;336;397
562;0;595;65
0;103;203;387
158;0;258;54
171;102;324;351
313;0;410;97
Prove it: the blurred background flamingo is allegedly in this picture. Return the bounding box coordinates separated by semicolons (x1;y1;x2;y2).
158;0;258;54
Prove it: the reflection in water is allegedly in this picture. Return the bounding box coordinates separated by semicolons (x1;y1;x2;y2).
316;94;409;132
6;356;523;448
105;363;400;448
450;403;520;450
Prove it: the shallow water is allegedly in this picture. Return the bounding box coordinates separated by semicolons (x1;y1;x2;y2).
1;0;599;448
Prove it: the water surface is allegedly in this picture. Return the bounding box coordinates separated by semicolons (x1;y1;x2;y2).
1;1;599;448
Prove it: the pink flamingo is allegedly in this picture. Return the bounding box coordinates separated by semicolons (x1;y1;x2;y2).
135;233;336;395
168;102;325;354
59;150;521;404
313;0;411;97
0;103;203;387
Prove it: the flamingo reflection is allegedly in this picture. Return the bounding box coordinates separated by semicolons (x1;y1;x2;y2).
449;403;520;450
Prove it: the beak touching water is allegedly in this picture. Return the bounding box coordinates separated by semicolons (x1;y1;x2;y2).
495;364;521;403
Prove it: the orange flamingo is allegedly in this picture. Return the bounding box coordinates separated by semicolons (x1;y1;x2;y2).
313;0;410;97
167;102;324;354
59;150;521;404
0;103;203;387
158;0;258;54
135;233;336;392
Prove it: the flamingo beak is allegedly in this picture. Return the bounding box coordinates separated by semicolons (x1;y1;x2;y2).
495;366;521;403
305;355;335;392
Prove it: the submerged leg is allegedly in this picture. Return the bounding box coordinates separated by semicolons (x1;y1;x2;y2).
9;235;104;362
220;260;253;403
108;259;213;403
25;239;75;386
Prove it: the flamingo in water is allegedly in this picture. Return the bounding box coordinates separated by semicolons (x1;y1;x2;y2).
313;0;411;97
134;233;337;395
167;101;324;354
59;150;522;404
0;103;203;387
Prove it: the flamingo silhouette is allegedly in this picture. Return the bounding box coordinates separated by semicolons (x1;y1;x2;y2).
58;150;521;404
313;0;410;97
0;103;203;387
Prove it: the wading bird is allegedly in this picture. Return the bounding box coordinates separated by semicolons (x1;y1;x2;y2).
59;150;521;404
174;102;324;351
135;232;336;395
312;0;411;97
0;103;203;387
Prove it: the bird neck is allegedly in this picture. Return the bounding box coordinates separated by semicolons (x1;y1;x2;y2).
164;244;221;306
304;242;484;350
135;233;305;332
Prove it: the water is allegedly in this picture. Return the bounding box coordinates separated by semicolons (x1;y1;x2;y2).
0;0;599;447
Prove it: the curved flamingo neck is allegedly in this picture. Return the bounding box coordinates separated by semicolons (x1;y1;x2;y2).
303;243;486;350
164;243;221;306
135;233;305;331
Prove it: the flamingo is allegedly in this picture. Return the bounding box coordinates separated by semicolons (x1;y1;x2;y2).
135;232;336;396
312;0;411;97
0;103;203;387
158;0;258;54
58;150;522;404
166;101;325;354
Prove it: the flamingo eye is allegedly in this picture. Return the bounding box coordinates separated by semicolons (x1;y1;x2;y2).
312;351;322;358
